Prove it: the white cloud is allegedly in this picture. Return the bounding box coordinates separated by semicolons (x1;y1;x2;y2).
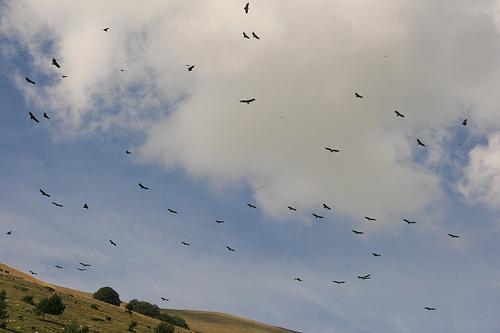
3;0;500;222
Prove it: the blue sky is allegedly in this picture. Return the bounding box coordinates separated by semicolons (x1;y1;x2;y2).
1;1;500;332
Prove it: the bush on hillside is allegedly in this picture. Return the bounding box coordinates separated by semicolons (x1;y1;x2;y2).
126;299;161;318
159;313;189;329
21;295;34;305
35;294;65;320
0;290;8;328
63;322;89;333
93;287;121;306
155;322;175;333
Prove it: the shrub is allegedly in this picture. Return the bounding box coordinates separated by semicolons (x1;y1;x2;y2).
128;320;137;332
91;316;105;322
63;322;89;333
105;315;112;321
126;299;160;318
93;287;121;306
154;322;174;333
159;313;189;329
21;295;34;305
0;290;8;328
90;303;99;310
35;294;65;320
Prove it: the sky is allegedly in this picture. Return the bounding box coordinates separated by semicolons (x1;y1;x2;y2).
1;0;500;332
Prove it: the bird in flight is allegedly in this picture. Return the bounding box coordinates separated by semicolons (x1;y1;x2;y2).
403;218;416;224
181;241;191;246
77;268;87;272
251;32;260;40
372;252;381;257
352;229;364;235
240;98;256;104
364;216;376;222
40;189;50;197
287;206;296;211
79;262;91;267
226;246;236;252
247;203;257;208
51;58;61;68
43;112;49;119
103;27;110;32
29;112;40;123
51;202;63;208
83;203;89;209
109;240;117;246
312;213;324;219
186;64;195;71
358;274;371;280
424;307;436;311
395;110;405;117
355;92;363;98
126;150;132;155
462;119;468;126
324;147;340;153
29;270;37;275
25;77;36;84
294;277;303;282
417;139;426;147
62;75;68;78
332;280;345;284
168;209;178;214
243;32;250;39
244;2;249;14
448;233;460;239
6;231;11;235
323;203;331;210
215;220;224;224
160;297;169;302
54;265;63;269
138;182;149;190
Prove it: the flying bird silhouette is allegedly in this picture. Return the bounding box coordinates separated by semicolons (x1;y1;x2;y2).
62;75;68;78
358;274;371;280
354;92;363;98
323;203;331;210
138;182;149;190
126;150;132;155
403;219;416;224
51;202;63;207
243;32;250;39
462;119;467;126
109;240;117;246
186;64;195;71
352;229;364;235
54;265;63;269
332;280;345;284
364;216;376;221
294;277;303;282
247;203;257;208
6;231;11;235
39;189;50;197
251;32;260;40
25;77;36;84
181;241;191;246
79;262;91;267
43;112;49;119
425;307;436;311
51;58;61;68
417;139;426;147
244;2;249;13
226;246;236;252
103;27;110;32
395;110;405;117
29;270;37;275
448;233;460;238
168;209;178;214
215;220;225;224
324;147;340;153
240;98;256;104
161;297;169;302
287;206;296;211
29;112;40;123
77;268;87;272
83;203;89;209
312;213;324;219
372;253;381;257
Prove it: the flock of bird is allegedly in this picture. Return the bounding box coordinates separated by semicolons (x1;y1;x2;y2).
6;1;470;312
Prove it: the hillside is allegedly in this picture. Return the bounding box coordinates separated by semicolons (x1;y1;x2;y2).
0;263;299;333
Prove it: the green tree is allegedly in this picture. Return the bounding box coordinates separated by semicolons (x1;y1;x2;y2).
63;322;89;333
0;289;8;329
154;322;175;333
35;294;65;320
158;313;189;329
126;299;161;318
93;287;121;306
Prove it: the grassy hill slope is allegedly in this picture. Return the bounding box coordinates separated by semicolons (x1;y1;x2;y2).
0;263;298;333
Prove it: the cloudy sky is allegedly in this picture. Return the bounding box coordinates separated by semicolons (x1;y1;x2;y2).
1;0;500;332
